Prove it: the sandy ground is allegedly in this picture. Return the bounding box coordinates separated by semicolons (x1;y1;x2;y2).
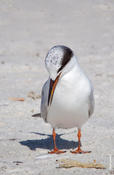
0;0;114;174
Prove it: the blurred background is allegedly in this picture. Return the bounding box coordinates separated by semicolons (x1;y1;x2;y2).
0;0;114;118
0;1;114;174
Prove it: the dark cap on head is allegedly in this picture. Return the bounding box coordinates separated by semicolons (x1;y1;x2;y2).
57;45;73;73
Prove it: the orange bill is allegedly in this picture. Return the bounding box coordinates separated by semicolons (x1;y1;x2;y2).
48;73;61;106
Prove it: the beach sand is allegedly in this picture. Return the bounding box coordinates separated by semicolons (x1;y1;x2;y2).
0;0;114;174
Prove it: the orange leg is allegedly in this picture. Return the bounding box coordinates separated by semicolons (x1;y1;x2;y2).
48;128;66;154
71;129;91;154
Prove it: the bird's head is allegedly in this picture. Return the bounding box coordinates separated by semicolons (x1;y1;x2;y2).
45;45;77;81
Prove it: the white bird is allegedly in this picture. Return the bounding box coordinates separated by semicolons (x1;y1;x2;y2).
40;45;94;154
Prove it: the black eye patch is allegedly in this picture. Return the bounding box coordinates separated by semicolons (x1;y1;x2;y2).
57;46;73;73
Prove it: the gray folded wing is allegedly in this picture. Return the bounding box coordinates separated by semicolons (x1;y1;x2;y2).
40;79;50;122
88;89;95;117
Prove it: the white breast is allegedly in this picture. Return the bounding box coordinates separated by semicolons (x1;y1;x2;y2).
47;65;92;129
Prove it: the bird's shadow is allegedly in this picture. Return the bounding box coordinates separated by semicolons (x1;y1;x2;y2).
20;132;78;151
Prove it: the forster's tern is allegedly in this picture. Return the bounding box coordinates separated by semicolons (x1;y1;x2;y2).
40;45;94;154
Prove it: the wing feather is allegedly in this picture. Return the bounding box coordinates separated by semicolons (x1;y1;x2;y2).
40;79;50;122
88;89;95;117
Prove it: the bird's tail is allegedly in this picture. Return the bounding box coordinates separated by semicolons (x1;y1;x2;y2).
32;113;41;117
